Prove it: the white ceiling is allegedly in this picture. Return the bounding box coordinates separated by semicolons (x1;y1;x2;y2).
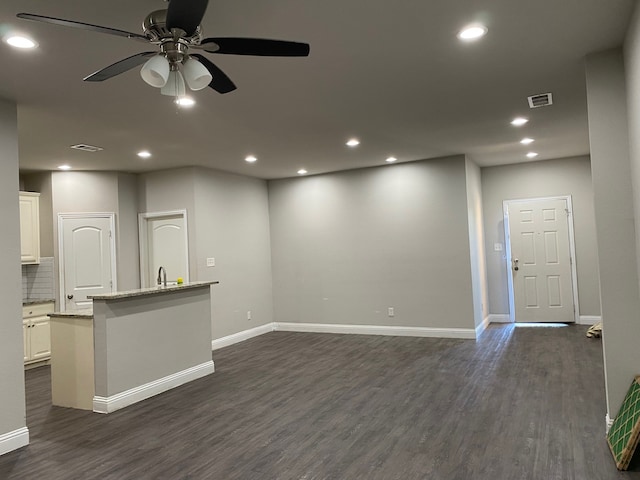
0;0;634;179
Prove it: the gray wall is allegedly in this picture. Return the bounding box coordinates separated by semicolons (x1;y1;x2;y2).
0;99;28;444
586;49;640;416
138;167;274;340
116;173;140;291
626;4;640;305
268;156;476;330
465;158;489;329
193;168;274;338
481;156;601;318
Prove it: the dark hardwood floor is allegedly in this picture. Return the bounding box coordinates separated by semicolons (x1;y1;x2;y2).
1;324;638;479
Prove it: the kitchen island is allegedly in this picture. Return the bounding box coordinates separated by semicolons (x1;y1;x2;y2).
49;281;218;413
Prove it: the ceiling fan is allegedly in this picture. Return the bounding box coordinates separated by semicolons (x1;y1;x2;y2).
17;0;310;97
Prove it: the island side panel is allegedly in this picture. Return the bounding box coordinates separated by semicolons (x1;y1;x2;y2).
93;286;213;399
50;315;95;410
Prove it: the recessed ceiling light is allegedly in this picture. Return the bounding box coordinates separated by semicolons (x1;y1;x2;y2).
526;152;539;158
58;165;71;170
457;25;488;41
5;36;37;49
511;117;529;127
175;96;195;107
297;169;308;175
346;138;360;147
245;155;257;163
520;137;534;145
386;157;397;163
137;150;152;159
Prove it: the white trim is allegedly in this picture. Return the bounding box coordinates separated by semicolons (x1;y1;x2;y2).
274;322;476;339
503;196;580;323
212;323;276;350
92;361;214;414
138;209;190;288
58;213;117;313
475;316;491;337
208;321;482;353
606;413;614;434
0;427;29;456
488;314;511;323
578;315;602;326
503;205;515;323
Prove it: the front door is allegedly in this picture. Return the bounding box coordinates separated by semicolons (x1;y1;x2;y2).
59;214;115;311
504;197;576;323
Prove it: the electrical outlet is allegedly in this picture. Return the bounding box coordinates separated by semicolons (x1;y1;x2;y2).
388;307;395;317
247;310;252;320
206;257;215;267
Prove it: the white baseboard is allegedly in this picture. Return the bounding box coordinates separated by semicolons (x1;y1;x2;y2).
578;315;602;326
274;322;476;339
93;360;215;414
212;323;276;351
475;316;491;337
209;320;480;352
488;314;511;323
0;427;29;456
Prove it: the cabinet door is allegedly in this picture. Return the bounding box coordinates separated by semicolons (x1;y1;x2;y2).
29;317;51;361
19;193;40;264
23;322;30;362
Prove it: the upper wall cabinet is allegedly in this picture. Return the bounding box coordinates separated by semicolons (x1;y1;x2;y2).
20;192;40;264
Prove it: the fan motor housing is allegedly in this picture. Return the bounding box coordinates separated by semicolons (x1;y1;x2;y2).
143;9;202;44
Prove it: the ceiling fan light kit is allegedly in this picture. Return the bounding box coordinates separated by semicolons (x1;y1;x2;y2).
16;0;310;99
140;54;170;87
182;57;212;91
161;69;186;97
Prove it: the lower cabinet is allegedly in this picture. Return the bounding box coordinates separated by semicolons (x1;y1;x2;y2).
23;303;54;365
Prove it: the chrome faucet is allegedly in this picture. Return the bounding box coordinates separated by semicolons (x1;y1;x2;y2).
157;266;167;287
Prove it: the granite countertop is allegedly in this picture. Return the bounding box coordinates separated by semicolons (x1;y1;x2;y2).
88;281;219;301
49;309;93;319
23;299;55;306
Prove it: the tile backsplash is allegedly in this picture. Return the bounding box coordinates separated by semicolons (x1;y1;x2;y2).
22;257;55;301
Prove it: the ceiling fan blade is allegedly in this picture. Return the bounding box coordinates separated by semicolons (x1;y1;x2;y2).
84;52;157;82
200;38;310;57
191;54;236;94
166;0;209;37
17;13;148;40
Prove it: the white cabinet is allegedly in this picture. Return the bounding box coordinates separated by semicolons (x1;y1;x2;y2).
23;303;53;365
19;192;40;264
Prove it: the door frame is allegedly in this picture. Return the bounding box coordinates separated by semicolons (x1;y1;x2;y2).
138;209;190;288
503;195;580;323
58;212;117;312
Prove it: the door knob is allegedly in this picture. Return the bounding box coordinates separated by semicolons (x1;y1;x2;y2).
513;258;519;271
67;294;74;299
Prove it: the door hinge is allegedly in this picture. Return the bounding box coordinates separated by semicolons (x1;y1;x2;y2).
109;230;113;238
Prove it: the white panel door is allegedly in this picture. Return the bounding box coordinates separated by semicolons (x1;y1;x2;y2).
506;198;575;322
145;214;188;287
61;216;114;311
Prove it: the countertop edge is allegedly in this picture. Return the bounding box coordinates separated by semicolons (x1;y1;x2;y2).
23;299;55;306
49;311;93;319
88;281;219;300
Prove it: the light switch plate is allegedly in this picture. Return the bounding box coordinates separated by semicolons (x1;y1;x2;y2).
206;257;215;267
494;243;503;252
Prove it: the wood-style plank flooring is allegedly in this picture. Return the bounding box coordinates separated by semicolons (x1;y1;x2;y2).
1;324;638;479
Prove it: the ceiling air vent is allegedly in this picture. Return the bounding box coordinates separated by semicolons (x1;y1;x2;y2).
527;93;553;109
70;143;103;152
